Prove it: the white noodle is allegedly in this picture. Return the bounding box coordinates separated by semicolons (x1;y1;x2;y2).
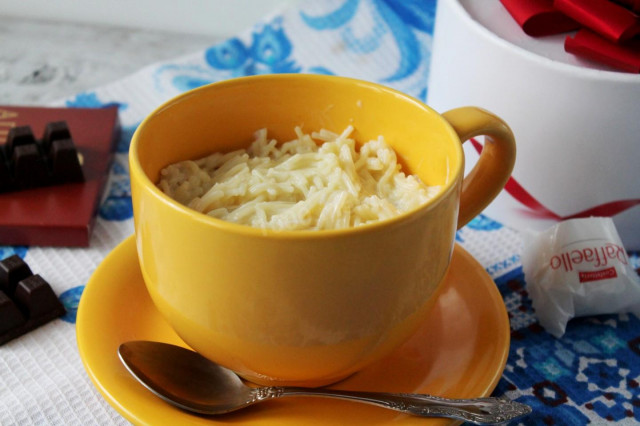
158;127;440;230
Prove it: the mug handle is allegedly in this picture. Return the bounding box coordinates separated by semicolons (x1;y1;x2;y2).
442;107;516;229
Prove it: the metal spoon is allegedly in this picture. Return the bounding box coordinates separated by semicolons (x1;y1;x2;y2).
118;341;531;425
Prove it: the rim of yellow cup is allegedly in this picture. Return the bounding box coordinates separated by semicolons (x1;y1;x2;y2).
129;74;464;239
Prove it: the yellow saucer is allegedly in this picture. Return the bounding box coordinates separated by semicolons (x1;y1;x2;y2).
77;235;510;425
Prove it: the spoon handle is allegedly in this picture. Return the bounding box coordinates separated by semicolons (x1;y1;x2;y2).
254;387;531;425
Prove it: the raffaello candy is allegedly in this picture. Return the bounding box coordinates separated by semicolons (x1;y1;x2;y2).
522;217;640;337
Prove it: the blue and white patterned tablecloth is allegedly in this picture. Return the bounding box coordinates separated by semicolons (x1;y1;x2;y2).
1;1;639;424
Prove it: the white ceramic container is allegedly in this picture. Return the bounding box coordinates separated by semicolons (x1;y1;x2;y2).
427;0;640;249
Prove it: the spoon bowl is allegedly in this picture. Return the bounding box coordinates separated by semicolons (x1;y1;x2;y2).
118;341;531;424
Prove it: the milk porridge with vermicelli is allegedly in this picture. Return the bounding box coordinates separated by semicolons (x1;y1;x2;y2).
157;126;440;230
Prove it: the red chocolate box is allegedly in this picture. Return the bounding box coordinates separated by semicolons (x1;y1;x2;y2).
0;105;120;247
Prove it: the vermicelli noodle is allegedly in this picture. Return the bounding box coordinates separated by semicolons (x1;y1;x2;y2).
157;126;439;230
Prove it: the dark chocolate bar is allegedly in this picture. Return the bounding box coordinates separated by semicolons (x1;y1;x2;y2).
0;255;65;345
0;105;120;247
0;121;84;192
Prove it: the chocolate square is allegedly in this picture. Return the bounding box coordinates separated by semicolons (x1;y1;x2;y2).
6;126;36;155
12;143;49;189
0;254;33;296
49;138;84;184
42;121;72;154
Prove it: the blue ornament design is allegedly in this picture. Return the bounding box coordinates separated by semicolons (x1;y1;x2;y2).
308;66;336;75
99;159;133;221
250;26;292;66
302;0;387;55
59;286;84;323
533;357;571;381
582;359;625;390
65;92;126;110
417;86;427;102
467;214;503;231
116;123;139;154
372;0;421;81
592;329;627;355
158;20;301;93
381;0;436;33
456;214;503;244
248;25;300;74
341;8;387;55
589;390;638;422
0;246;28;260
491;269;640;424
205;38;249;69
301;0;359;30
300;0;436;82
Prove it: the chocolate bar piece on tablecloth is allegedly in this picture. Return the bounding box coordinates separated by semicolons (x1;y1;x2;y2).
0;255;65;345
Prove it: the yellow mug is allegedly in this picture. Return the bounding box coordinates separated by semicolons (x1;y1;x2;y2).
129;74;515;387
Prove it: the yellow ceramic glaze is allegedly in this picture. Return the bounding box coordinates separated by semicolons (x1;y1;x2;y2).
129;74;515;386
76;236;510;425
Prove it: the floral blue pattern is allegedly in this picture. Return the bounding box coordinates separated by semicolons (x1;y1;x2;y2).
455;214;503;243
59;286;85;323
99;159;133;221
248;24;300;74
153;0;435;98
159;18;302;93
467;213;504;231
205;21;302;76
0;246;28;260
97;122;137;221
65;92;126;111
300;0;436;82
116;124;138;154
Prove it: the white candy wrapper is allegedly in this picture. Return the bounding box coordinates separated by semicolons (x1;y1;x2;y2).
522;217;640;338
